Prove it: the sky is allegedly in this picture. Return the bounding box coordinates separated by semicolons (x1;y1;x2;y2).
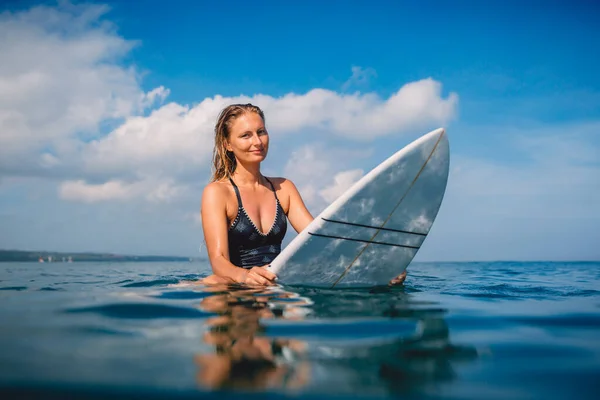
0;0;598;261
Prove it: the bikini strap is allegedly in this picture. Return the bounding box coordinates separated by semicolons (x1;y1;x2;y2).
264;177;280;202
228;177;243;209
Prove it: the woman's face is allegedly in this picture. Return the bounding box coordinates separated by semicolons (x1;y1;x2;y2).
226;112;269;164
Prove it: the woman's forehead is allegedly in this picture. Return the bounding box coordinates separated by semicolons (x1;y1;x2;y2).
230;112;264;132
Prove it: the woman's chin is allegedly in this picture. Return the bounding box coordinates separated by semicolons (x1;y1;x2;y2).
246;155;266;162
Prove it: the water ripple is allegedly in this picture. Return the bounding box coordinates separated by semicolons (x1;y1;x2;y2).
64;303;213;319
71;326;140;337
264;318;417;340
122;279;180;287
511;313;600;329
151;291;214;300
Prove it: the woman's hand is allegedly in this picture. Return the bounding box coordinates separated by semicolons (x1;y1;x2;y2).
238;265;277;286
388;270;407;286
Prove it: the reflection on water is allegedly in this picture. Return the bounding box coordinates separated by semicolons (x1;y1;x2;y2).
195;285;311;391
192;283;478;396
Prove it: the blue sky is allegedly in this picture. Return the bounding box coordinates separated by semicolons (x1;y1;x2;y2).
0;0;598;261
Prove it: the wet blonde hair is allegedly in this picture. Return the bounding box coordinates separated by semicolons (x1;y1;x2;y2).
211;103;266;182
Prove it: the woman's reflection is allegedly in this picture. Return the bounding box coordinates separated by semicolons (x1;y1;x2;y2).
194;285;310;391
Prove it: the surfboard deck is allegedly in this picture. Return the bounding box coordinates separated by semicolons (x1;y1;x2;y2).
268;128;450;288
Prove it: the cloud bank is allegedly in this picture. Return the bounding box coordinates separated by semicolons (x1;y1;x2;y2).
0;2;458;203
0;2;168;172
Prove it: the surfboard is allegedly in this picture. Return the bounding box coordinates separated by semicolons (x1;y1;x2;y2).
267;128;450;288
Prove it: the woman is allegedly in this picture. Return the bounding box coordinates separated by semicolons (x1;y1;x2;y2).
200;103;406;286
200;104;313;286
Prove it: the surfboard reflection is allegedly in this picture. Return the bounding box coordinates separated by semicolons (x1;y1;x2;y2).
193;284;478;396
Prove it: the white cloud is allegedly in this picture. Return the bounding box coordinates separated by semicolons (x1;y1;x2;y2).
59;180;140;203
319;169;364;203
71;79;455;195
145;180;187;203
0;2;164;174
260;78;457;139
283;144;334;205
282;144;372;214
59;178;186;203
342;66;377;91
143;86;171;107
82;102;209;175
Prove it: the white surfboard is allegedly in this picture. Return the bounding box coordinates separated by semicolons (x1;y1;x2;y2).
268;128;450;288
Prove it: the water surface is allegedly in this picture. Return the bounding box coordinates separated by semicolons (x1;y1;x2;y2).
0;261;599;399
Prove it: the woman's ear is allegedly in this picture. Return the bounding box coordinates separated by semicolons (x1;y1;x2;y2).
225;141;233;152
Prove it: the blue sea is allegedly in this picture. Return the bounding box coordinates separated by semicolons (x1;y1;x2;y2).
0;261;599;399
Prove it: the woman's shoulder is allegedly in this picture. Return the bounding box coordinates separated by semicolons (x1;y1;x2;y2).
202;180;232;200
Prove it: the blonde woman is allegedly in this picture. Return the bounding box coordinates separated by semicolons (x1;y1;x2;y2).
201;104;313;286
200;103;406;287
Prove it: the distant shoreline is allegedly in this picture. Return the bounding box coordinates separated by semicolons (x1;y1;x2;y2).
0;250;200;263
1;249;595;264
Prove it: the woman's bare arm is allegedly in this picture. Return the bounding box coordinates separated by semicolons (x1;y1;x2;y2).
201;183;244;282
281;179;314;233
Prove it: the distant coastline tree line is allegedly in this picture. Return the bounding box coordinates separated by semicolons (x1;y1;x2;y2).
0;250;195;263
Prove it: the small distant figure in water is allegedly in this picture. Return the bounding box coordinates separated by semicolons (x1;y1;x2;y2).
199;103;407;287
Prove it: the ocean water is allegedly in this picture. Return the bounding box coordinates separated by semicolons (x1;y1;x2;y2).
0;261;599;399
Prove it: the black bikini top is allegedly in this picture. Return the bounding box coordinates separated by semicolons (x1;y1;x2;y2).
227;177;287;269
